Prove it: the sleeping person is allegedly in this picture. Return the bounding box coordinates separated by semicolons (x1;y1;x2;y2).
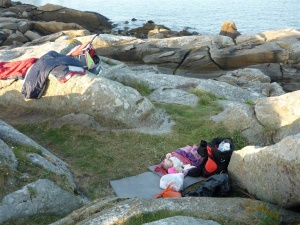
161;153;195;174
155;144;203;175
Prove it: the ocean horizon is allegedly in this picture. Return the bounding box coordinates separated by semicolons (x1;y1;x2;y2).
19;0;300;35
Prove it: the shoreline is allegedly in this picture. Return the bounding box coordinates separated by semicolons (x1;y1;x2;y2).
17;1;300;36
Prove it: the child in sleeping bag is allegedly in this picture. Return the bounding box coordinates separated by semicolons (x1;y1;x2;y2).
155;144;205;175
161;153;185;173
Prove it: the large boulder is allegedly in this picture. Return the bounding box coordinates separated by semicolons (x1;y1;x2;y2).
32;21;84;35
0;35;172;133
0;139;17;170
31;4;112;32
99;62;266;103
211;100;268;146
228;133;300;208
0;73;167;130
210;42;288;70
129;21;171;39
216;68;285;97
0;179;87;223
51;197;300;225
255;90;300;143
89;31;300;92
0;119;77;189
219;20;241;39
0;0;12;8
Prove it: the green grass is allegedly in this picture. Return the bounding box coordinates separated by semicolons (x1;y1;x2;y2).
0;92;251;224
11;92;248;200
123;78;152;96
0;144;73;201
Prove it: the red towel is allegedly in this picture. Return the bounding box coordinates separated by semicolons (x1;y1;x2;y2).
0;58;38;80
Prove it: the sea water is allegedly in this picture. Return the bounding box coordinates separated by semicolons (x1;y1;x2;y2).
19;0;300;35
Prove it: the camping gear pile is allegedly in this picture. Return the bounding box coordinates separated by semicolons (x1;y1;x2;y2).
156;137;235;198
66;33;102;74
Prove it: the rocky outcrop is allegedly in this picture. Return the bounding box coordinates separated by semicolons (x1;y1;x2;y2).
88;30;300;92
0;120;77;189
219;20;241;40
0;27;298;213
0;179;87;223
0;139;17;170
129;21;171;39
216;68;285;97
255;90;300;143
211;100;268;145
31;4;112;32
228;133;300;208
1;2;300;91
0;36;174;134
51;197;300;225
0;119;89;223
1;2;112;32
211;90;300;146
0;1;112;47
0;1;299;223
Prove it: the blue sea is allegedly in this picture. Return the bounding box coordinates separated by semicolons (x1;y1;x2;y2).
19;0;300;35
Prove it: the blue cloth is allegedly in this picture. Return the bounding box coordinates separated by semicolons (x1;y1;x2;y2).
21;51;84;99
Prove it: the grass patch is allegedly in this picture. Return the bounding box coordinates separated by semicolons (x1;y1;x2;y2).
0;163;16;199
2;94;251;224
125;79;152;96
190;89;225;105
0;143;73;200
245;100;255;105
13;94;248;200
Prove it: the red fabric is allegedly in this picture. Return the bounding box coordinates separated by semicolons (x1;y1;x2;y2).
0;58;38;80
154;164;168;175
59;70;86;83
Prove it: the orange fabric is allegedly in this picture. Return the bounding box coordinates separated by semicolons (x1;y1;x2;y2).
205;146;217;173
155;182;182;198
69;43;95;58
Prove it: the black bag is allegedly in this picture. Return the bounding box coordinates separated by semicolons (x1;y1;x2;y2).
184;173;231;197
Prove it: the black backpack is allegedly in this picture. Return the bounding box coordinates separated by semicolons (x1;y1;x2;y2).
190;137;235;178
184;173;231;197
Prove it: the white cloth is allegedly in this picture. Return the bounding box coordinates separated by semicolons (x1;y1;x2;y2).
218;141;230;152
169;156;183;169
